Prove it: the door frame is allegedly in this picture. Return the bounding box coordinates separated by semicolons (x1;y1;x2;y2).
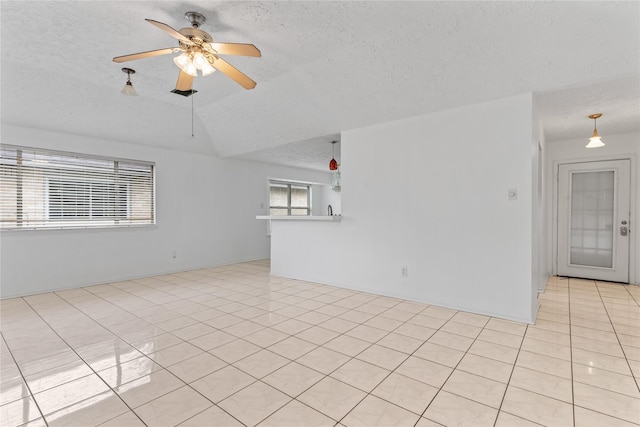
552;154;637;283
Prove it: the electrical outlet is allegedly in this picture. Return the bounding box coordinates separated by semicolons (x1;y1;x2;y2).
171;250;177;259
401;266;408;277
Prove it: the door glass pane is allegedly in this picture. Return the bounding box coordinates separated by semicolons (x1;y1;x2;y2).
570;171;614;268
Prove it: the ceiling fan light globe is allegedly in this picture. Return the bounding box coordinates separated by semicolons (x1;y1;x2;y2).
201;61;216;76
193;52;207;68
185;62;198;77
173;53;198;76
173;52;190;68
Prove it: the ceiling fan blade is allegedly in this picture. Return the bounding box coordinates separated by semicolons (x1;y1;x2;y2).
175;71;195;91
211;58;257;90
208;42;261;57
145;19;193;45
113;47;181;63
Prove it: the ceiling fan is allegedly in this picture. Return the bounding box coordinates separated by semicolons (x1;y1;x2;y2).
113;11;261;95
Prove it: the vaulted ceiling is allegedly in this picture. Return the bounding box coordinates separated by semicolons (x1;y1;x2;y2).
1;1;638;171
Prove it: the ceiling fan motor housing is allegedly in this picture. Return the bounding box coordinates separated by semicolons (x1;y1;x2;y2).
178;28;213;45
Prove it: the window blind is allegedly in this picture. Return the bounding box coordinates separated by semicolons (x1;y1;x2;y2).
0;145;155;230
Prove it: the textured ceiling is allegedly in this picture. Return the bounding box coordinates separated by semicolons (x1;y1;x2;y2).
1;1;638;171
535;76;640;142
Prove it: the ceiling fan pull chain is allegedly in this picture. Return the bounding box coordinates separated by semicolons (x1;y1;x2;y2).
191;90;195;137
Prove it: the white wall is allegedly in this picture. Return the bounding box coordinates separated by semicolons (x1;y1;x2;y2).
532;97;549;298
0;124;330;298
321;184;341;216
271;93;537;323
311;184;341;216
545;132;640;284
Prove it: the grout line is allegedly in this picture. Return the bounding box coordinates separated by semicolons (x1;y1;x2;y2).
0;318;49;427
492;320;528;427
567;278;577;427
593;280;640;393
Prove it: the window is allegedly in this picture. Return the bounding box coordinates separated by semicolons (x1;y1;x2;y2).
0;145;155;229
269;181;311;216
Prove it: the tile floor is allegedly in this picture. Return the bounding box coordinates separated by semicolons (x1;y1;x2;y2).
1;261;639;426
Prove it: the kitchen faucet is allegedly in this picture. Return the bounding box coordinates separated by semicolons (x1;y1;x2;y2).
328;204;333;216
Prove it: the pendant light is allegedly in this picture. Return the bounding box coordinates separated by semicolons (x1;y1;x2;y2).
329;140;338;171
328;140;341;192
586;113;605;148
120;68;138;96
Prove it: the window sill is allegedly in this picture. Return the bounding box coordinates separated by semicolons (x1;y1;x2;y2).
1;224;157;232
256;215;342;222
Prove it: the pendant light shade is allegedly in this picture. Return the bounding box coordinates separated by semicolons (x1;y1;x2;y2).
586;113;605;148
331;170;341;192
120;68;138;96
329;140;339;171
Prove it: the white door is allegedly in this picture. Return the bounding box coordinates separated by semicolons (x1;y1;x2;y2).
557;160;631;282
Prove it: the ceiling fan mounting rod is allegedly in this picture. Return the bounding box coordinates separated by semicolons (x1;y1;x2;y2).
185;11;206;28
